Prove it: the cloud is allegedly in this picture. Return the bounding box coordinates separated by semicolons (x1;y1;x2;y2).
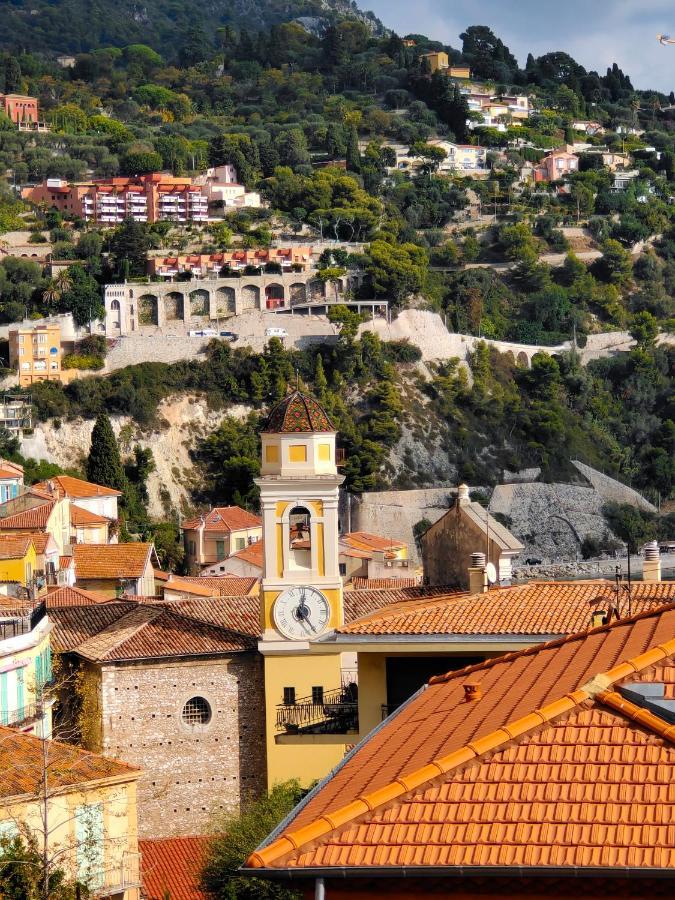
364;0;675;91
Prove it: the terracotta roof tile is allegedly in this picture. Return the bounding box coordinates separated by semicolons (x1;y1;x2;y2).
342;532;407;553
46;585;114;608
73;604;257;661
0;725;139;800
182;506;261;532
163;575;259;597
5;531;53;554
140;835;208;900
70;504;109;526
0;500;54;530
73;543;154;579
33;475;122;499
344;585;464;623
247;603;675;872
339;580;675;636
48;602;138;651
152;596;261;636
229;541;264;568
0;534;34;559
350;577;419;590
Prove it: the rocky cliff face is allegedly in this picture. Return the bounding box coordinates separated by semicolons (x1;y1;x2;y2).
20;396;250;518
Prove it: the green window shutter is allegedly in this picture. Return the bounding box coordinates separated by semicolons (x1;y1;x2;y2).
16;668;25;719
75;803;104;889
0;673;8;725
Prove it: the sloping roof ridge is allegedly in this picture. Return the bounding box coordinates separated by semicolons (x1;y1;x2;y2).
427;600;675;686
597;689;675;743
246;608;675;870
75;603;161;659
157;605;257;647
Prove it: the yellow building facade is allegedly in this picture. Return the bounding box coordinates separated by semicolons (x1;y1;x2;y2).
0;726;141;899
9;323;63;387
0;535;37;586
256;391;352;788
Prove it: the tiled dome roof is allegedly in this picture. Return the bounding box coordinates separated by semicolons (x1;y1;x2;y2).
264;391;335;434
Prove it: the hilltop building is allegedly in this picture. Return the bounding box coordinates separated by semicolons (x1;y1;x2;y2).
534;149;579;182
182;506;262;574
0;93;46;130
9;323;63;387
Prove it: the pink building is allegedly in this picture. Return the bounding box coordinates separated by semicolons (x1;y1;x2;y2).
534;150;579;182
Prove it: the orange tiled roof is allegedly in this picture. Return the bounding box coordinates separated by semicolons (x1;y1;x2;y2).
0;468;22;480
4;531;53;555
344;585;464;623
72;604;257;661
0;724;139;801
342;531;406;554
246;603;675;873
182;506;261;532
0;500;54;530
73;543;154;579
152;596;261;636
33;475;122;499
179;576;259;596
338;580;675;637
0;534;34;559
70;504;109;526
48;602;138;651
350;577;419;590
46;585;114;608
140;835;208;900
229;541;264;569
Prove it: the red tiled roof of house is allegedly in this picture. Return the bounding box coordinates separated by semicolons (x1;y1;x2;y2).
33;475;122;499
72;604;257;661
343;585;463;623
162;574;259;597
338;580;675;636
350;577;419;591
48;602;138;651
246;603;675;872
0;724;139;801
140;835;208;900
46;585;113;608
342;532;407;554
0;500;54;530
0;534;34;559
153;596;261;636
73;543;154;579
0;468;22;479
228;541;264;569
59;554;74;569
4;531;53;555
182;506;262;532
70;504;109;526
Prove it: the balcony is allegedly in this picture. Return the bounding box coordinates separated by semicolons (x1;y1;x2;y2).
94;852;142;897
1;702;42;728
0;602;46;642
276;685;358;735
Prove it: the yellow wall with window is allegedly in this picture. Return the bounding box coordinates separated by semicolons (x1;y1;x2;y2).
0;541;37;586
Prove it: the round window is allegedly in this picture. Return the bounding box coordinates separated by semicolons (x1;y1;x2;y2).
181;696;211;727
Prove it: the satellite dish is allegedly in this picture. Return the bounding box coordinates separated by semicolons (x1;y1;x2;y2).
485;562;497;585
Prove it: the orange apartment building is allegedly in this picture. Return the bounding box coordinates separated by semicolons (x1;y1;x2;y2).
23;174;209;225
9;323;63;387
0;93;46;130
147;247;314;277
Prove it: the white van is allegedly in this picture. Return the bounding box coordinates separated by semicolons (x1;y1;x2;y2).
265;327;288;338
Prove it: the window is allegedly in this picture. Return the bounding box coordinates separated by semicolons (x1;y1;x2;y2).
188;540;196;555
283;687;295;705
339;562;347;576
216;540;226;560
312;686;324;705
235;537;245;551
288;506;311;571
182;696;211;726
75;803;104;889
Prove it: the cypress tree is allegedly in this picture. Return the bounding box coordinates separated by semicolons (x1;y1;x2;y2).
86;413;126;492
314;354;328;401
346;125;361;173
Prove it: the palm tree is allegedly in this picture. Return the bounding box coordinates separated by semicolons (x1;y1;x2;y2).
41;281;59;306
54;268;72;294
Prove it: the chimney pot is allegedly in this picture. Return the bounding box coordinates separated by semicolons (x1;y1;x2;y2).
642;541;661;583
464;681;482;702
468;552;488;594
457;483;470;505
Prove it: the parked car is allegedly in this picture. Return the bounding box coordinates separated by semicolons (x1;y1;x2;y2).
219;331;238;341
201;328;218;337
188;330;203;337
524;557;542;566
265;327;288;338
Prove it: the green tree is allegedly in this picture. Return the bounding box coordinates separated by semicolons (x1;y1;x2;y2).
119;150;163;175
365;240;429;305
593;238;633;286
108;220;152;278
345;125;361;173
86;412;126;493
314;354;328;401
603;502;657;553
0;834;84;899
201;780;304;900
630;311;659;349
59;266;104;328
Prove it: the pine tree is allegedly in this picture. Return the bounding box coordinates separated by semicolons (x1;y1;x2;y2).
346;125;361;173
314;354;328;401
86;413;126;493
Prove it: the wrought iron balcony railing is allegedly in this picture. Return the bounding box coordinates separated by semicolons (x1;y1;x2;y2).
276;686;358;735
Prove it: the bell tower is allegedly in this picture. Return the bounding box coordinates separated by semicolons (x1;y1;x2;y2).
256;390;344;644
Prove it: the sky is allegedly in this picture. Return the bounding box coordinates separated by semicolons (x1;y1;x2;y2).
364;0;675;93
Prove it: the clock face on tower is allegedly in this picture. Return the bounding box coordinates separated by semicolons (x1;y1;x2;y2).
273;586;331;640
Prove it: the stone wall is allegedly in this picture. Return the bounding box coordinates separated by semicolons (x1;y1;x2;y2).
421;504;507;589
99;653;266;838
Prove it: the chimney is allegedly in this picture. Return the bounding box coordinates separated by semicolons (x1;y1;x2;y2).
463;681;482;702
468;551;488;595
642;541;661;583
457;483;470;506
